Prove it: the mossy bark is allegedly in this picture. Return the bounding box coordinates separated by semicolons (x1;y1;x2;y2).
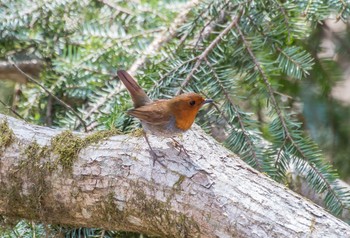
0;114;350;238
0;120;15;155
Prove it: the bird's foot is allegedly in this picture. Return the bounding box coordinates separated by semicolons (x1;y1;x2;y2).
171;138;190;158
148;149;166;166
142;131;166;166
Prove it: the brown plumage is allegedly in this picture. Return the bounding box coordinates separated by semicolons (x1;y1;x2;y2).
117;70;212;137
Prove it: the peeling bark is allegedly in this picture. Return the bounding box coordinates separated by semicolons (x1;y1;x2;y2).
0;113;349;237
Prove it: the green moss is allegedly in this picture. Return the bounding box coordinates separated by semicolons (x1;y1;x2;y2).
51;131;84;170
97;183;201;237
50;129;120;170
24;142;45;162
131;128;144;137
173;175;185;191
0;127;121;227
1;158;47;221
134;187;200;237
84;128;121;144
0;120;15;155
99;192;128;225
0;139;70;223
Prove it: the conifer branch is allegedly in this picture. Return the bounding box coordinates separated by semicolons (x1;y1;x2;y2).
204;58;262;170
275;138;288;169
98;0;133;15
176;9;244;95
274;0;292;41
175;1;215;51
150;56;199;93
245;14;313;79
128;0;202;75
302;0;313;17
4;2;43;22
235;22;298;160
276;46;311;77
78;84;124;130
191;1;231;50
235;24;347;214
49;41;115;95
336;0;348;21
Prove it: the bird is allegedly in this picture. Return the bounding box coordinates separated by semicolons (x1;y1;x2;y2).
117;70;213;160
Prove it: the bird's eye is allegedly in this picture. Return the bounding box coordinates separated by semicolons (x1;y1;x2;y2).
189;100;196;106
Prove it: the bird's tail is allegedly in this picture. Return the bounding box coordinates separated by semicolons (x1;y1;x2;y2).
117;70;151;108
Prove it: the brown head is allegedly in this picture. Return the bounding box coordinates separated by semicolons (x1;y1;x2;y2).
168;92;213;131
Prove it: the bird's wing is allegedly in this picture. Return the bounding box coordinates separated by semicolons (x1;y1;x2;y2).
127;100;172;126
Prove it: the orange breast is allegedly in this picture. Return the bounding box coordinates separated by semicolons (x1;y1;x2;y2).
174;108;198;131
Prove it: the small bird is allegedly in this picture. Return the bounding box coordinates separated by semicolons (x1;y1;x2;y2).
117;70;213;159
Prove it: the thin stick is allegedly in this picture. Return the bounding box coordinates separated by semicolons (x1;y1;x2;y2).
128;0;202;75
0;98;27;122
9;57;88;132
176;8;244;95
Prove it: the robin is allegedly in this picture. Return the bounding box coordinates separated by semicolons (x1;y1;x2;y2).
117;70;213;160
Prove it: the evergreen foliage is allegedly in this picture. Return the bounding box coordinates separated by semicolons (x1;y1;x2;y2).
1;0;350;235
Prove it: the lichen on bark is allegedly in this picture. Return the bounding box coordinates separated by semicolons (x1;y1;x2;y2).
97;182;201;237
0;127;122;226
0;119;15;155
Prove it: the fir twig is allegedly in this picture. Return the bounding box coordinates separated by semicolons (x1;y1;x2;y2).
204;58;262;170
176;1;215;51
336;0;348;21
77;83;124;130
274;0;292;41
176;8;244;95
98;0;133;15
235;23;348;214
128;0;202;75
0;99;27;122
192;0;233;51
151;56;199;92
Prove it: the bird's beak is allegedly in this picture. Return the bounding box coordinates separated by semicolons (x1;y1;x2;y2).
203;99;213;104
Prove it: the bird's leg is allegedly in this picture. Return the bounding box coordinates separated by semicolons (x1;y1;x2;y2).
171;137;190;158
142;131;165;166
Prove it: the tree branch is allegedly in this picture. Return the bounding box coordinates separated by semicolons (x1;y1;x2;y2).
0;113;349;237
98;0;133;15
204;58;262;170
176;9;244;95
128;0;201;76
235;23;348;213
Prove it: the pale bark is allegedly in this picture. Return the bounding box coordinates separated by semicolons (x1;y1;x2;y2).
0;113;349;238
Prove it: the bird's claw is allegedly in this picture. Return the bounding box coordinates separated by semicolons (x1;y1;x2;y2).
172;138;190;158
148;149;166;166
